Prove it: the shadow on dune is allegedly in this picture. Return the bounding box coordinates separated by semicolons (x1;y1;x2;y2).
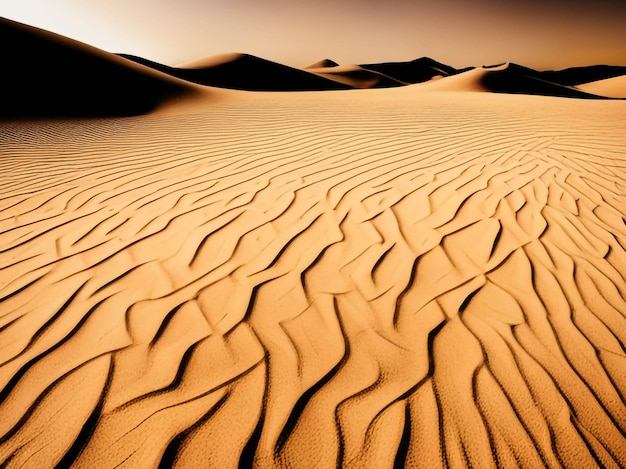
306;65;406;89
359;57;458;84
3;14;626;117
480;63;611;99
0;17;192;118
536;65;626;86
119;53;353;91
304;58;340;69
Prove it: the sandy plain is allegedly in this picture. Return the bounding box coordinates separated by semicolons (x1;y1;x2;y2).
1;17;626;469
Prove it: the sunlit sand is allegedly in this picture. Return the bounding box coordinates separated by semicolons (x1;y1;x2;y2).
1;16;626;468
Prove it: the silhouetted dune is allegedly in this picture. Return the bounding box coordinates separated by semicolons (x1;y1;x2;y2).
408;61;626;99
304;58;340;69
359;57;458;83
536;65;626;86
120;53;353;91
4;13;624;112
0;17;192;118
576;74;626;98
410;67;491;92
481;63;611;99
412;63;617;99
481;63;507;69
306;64;406;89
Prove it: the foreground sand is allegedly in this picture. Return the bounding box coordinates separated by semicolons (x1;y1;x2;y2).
1;88;626;468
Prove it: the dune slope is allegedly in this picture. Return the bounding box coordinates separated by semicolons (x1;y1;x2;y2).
120;53;353;91
306;64;406;89
576;75;626;99
304;58;341;69
480;63;610;99
0;17;194;117
1;88;626;468
411;64;616;99
359;57;458;83
537;65;626;86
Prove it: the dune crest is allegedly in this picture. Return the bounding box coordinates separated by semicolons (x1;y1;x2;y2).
411;63;621;99
177;52;251;69
307;64;406;89
576;75;626;98
0;17;196;117
359;57;458;84
304;58;340;69
121;52;352;91
1;87;626;467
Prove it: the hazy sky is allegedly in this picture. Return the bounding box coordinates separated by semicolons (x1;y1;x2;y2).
2;0;626;69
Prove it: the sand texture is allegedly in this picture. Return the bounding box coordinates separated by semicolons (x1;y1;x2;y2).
2;15;626;468
1;86;626;468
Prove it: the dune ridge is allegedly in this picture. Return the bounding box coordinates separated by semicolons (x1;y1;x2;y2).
359;57;459;84
4;12;624;120
410;64;620;99
304;58;341;69
120;51;626;97
479;63;615;99
306;64;406;89
0;17;196;117
535;65;626;86
120;53;352;91
1;88;626;467
576;75;626;99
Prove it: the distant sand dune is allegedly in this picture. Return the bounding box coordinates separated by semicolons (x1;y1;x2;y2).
304;58;341;69
536;65;626;86
359;57;458;84
479;63;614;98
306;64;406;89
412;64;618;99
123;52;353;91
1;88;626;468
576;75;626;99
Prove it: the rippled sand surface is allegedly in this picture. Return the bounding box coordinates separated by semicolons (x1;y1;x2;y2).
1;89;626;468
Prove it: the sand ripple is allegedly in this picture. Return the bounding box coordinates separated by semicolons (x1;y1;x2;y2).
1;91;625;468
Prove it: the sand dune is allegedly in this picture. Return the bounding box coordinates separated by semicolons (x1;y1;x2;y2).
306;64;405;89
303;59;406;89
0;17;197;117
358;57;459;84
410;67;492;92
120;53;353;91
116;52;626;98
411;63;617;99
479;63;612;98
2;18;626;469
576;75;626;99
305;58;341;69
10;13;619;103
1;84;626;467
536;65;626;86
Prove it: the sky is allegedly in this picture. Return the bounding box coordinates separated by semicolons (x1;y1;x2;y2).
2;0;626;70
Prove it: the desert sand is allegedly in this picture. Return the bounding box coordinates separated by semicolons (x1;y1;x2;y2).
1;17;626;469
576;75;626;99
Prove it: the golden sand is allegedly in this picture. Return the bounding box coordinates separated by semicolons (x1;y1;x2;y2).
1;85;626;467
